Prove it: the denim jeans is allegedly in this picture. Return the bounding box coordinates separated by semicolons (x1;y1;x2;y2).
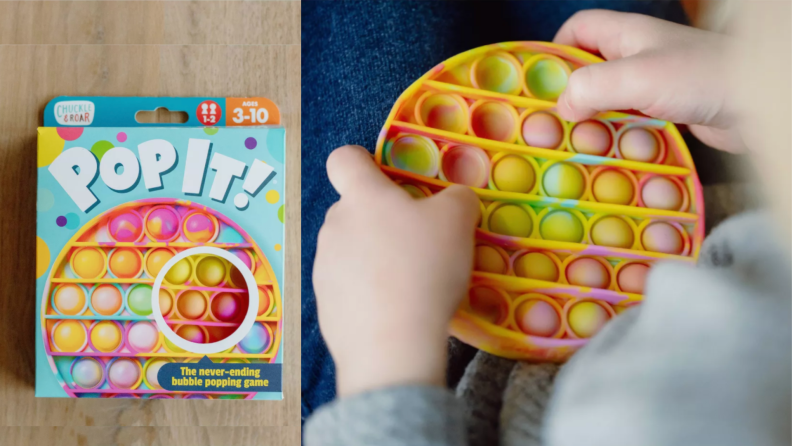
301;0;690;422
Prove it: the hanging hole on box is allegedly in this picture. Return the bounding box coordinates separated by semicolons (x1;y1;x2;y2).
135;107;189;124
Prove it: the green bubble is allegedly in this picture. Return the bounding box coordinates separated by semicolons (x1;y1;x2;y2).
203;127;219;135
90;140;114;161
526;59;569;101
277;205;284;223
127;284;153;315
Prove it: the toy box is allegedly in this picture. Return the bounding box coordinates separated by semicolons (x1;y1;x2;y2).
36;97;285;399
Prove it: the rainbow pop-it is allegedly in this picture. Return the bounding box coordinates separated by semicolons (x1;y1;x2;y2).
41;200;282;398
376;42;704;360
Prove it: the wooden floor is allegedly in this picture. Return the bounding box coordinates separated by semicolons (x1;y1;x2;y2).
0;2;301;445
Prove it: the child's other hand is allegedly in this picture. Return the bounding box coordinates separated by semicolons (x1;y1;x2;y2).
554;9;744;153
313;145;480;397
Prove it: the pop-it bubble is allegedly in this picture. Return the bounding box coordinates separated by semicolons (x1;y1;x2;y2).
144;206;181;241
107;358;141;389
177;290;209;320
520;111;565;149
144;248;176;278
108;212;143;242
513;294;563;337
90;284;123;316
440;145;490;187
41;200;282;398
90;320;123;353
376;42;704;360
183;212;217;243
566;300;613;338
53;284;87;315
196;256;227;287
52;320;87;352
513;251;559;281
71;357;104;389
570;120;614;156
108;248;143;279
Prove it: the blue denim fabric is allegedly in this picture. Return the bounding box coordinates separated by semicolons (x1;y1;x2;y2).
301;0;690;422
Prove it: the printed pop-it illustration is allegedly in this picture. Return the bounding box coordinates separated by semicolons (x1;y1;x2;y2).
375;42;704;360
41;199;282;398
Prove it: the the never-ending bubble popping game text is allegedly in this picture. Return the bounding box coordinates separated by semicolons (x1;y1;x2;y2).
376;42;704;360
36;97;285;399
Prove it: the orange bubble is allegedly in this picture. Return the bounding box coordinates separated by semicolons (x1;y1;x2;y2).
474;245;508;274
258;287;273;316
566;258;610;289
159;289;174;316
109;248;142;278
90;284;123;315
177;290;208;320
618;263;650;294
467;286;508;325
145;248;175;278
592;170;634;205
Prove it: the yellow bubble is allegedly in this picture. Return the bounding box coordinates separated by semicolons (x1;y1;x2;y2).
274;244;282;251
165;258;192;285
196;256;226;286
37;128;65;168
72;248;105;279
590;216;635;248
90;321;122;352
36;236;51;278
492;155;535;193
513;252;559;282
163;336;185;353
593;170;634;205
53;320;86;352
542;163;585;199
474;245;507;274
266;190;280;204
539;210;584;243
568;302;610;338
488;205;533;238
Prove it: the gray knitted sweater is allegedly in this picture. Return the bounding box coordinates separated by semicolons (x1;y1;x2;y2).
305;213;791;446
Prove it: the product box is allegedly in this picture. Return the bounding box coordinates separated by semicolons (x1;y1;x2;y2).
36;97;285;399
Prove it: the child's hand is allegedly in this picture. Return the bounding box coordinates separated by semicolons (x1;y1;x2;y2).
554;9;744;153
313;145;480;397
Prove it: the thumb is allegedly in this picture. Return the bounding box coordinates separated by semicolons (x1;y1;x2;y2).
427;185;481;231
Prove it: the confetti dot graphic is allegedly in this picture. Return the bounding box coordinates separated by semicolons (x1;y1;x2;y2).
36;236;51;278
56;216;67;227
265;190;280;204
204;127;219;135
277;205;284;223
90;140;114;161
245;137;257;150
57;127;84;141
274;244;282;251
37;188;55;212
38;128;65;168
65;213;80;230
117;132;127;143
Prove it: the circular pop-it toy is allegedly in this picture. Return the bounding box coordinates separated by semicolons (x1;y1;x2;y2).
41;200;282;398
376;42;704;360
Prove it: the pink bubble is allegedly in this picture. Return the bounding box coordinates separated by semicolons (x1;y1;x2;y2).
117;132;127;143
57;127;84;141
127;322;159;352
108;212;143;242
211;293;240;322
108;358;140;389
146;206;180;241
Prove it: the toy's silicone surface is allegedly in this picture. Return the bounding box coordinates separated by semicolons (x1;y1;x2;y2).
42;199;282;398
375;42;704;361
